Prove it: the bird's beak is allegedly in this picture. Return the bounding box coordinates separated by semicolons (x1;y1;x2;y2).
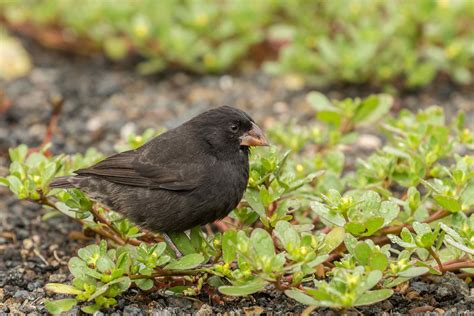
240;122;269;147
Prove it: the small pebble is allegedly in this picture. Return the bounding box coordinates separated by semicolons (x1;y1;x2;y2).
48;274;67;283
13;290;30;300
123;305;144;315
435;286;451;299
356;134;382;150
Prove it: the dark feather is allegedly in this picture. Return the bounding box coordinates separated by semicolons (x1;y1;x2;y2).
49;106;264;233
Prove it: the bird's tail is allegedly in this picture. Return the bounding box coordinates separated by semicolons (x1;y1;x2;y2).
49;176;74;189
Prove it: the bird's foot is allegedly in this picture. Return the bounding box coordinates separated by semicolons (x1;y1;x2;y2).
162;233;183;258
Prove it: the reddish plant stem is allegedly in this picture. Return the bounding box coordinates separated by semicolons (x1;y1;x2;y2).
457;272;474;279
39;194;142;246
213;220;230;232
40;95;63;150
381;210;450;235
428;247;445;274
440;260;474;273
88;206;141;246
0;90;12;114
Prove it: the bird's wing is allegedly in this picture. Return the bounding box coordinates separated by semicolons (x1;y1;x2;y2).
74;149;207;191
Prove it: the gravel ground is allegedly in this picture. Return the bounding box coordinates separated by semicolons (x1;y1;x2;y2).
1;37;473;315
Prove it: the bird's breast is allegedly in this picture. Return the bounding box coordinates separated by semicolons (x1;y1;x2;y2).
203;158;249;217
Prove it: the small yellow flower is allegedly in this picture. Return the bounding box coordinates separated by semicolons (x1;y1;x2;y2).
437;0;450;8
132;15;150;39
204;53;217;68
296;164;304;173
445;43;461;59
346;274;359;287
194;13;209;27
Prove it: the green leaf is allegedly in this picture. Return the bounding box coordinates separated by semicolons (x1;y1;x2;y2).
81;303;101;314
135;278;154;290
321;227;345;254
354;243;371;265
6;175;22;195
345;222;365;235
460;181;474;208
190;227;205;251
354;289;393;306
344;234;358;255
433;195;461;212
68;257;88;278
285;289;321;306
164;253;204;270
306;91;334;112
45;283;83;295
9;144;28;163
317;111;342;127
412;222;431;236
0;177;9;187
275;221;300;250
245;189;266;217
44;299;77;315
55;201;83;219
310;201;346;226
353;94;392;125
360;270;383;292
364;217;385;236
444;235;474;255
359;191;381;212
166;231;196;255
384;277;410;288
400;228;415;244
250;228;275;258
398;267;429;278
78;244;99;262
379;201;400;226
369;252;389;271
97;256;115;273
222;230;237;264
88;283;109;301
219;279;267;296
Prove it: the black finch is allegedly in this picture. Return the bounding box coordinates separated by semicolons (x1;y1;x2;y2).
50;106;268;233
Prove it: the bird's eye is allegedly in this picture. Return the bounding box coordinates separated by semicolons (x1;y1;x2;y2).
230;124;239;132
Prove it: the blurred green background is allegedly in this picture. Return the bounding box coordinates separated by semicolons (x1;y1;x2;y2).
1;0;473;88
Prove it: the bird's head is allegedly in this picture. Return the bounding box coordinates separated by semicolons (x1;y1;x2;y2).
190;106;268;157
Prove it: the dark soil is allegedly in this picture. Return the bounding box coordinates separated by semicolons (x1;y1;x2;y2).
1;37;473;315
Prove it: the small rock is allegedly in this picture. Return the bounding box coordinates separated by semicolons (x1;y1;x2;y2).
273;101;288;114
196;304;213;316
26;280;42;291
22;239;34;250
87;116;104;132
219;75;233;90
410;281;428;293
13;290;30;300
48;274;67;283
283;74;305;91
435;286;451;299
380;299;393;311
0;33;32;80
120;122;136;139
123;305;144;315
356;134;382;150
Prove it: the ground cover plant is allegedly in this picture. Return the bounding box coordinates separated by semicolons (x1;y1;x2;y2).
1;93;473;314
1;0;473;87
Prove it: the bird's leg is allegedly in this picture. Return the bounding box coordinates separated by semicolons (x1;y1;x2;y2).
162;233;183;258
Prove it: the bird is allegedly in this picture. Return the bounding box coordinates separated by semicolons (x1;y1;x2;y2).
50;106;268;253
